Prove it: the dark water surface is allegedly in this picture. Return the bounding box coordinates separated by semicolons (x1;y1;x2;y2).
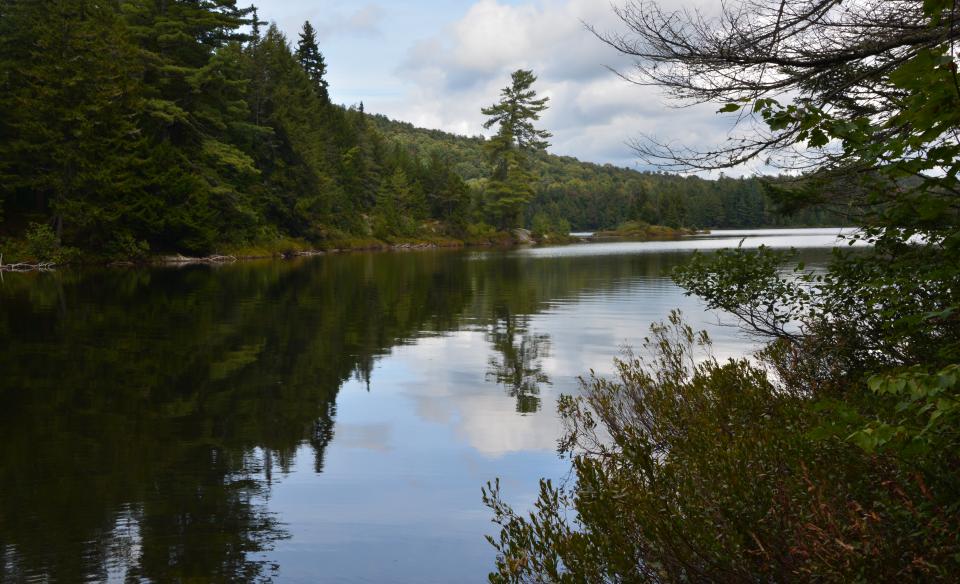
0;229;852;583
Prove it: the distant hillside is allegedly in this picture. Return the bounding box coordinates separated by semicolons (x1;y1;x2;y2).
369;115;841;231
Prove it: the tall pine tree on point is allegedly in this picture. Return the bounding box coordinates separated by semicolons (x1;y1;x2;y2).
481;70;551;229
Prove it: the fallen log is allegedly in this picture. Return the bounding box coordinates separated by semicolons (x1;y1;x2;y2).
159;254;238;265
0;260;56;272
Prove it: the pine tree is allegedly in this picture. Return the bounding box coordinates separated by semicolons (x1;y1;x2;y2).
120;0;258;252
481;70;551;229
424;150;470;223
373;168;412;237
485;141;536;229
295;21;329;103
250;8;264;44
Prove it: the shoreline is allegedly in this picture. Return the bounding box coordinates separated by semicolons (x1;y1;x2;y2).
1;233;581;271
0;229;742;271
153;231;593;266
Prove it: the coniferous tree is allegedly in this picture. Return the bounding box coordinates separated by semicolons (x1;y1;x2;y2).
424;151;470;224
0;0;147;250
295;21;329;103
250;7;264;43
481;70;551;229
241;24;343;236
120;0;258;252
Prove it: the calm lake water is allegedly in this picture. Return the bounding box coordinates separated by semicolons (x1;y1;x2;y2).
0;228;853;583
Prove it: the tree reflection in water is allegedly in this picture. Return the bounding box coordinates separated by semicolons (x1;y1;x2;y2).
486;310;551;414
0;253;474;582
0;247;726;581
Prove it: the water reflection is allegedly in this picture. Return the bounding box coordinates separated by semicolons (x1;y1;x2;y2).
486;314;551;414
0;231;843;582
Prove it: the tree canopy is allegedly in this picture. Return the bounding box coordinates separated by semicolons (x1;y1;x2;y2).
482;69;552;151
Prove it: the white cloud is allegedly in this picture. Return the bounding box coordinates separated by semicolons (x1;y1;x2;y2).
381;331;565;459
333;422;393;452
384;0;736;170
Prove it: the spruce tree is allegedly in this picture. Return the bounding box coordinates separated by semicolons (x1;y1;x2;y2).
295;21;329;103
243;24;338;235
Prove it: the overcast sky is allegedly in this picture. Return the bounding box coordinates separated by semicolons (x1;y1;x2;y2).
251;0;733;171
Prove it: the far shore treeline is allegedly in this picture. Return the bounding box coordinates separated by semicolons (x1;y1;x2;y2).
0;0;837;263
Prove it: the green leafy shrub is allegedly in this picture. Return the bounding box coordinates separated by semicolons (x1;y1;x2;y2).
23;223;61;263
466;222;497;238
485;313;960;582
105;232;150;262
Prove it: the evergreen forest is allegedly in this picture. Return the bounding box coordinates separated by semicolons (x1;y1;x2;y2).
0;0;838;263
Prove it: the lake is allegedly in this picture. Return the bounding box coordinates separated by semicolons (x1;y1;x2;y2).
0;228;853;583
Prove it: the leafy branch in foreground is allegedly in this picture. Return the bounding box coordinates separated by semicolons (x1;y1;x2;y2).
485;313;960;582
595;0;960;240
486;1;960;581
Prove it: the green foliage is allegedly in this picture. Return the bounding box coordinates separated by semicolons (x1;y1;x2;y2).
373;168;422;239
0;0;854;264
482;70;552;151
105;231;151;262
597;220;694;240
486;315;960;582
852;365;960;455
23;223;60;263
369;116;843;232
0;0;148;248
486;1;960;581
485;147;537;229
530;212;569;237
295;21;329;102
482;70;551;229
0;1;841;257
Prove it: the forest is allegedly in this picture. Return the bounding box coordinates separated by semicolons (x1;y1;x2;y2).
0;0;839;263
372;115;840;232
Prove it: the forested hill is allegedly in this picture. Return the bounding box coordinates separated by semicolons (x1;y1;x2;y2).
369;116;841;232
0;1;838;263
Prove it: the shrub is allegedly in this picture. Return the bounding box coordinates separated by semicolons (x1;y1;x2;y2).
485;313;960;582
23;222;61;263
106;232;150;261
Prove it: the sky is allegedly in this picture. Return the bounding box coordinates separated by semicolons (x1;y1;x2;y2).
251;0;733;171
